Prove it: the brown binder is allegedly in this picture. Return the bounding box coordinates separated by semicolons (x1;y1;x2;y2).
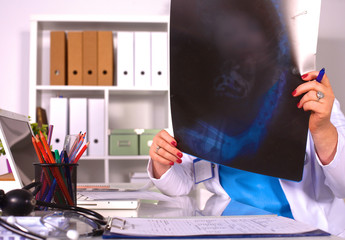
50;31;66;85
82;31;98;85
67;32;83;85
98;31;114;86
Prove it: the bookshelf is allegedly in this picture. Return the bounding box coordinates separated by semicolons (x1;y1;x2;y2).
29;15;171;184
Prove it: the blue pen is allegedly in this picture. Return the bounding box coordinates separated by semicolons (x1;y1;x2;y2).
316;68;325;83
39;180;51;203
45;179;57;209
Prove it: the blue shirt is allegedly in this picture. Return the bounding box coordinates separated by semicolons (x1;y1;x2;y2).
219;165;293;218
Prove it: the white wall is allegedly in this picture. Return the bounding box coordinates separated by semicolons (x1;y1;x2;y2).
0;0;344;115
317;0;345;112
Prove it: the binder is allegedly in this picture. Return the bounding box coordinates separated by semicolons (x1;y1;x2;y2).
69;98;88;154
50;31;66;85
134;32;151;87
83;31;98;85
117;32;134;87
87;98;105;156
151;32;168;88
98;31;114;86
49;97;68;151
67;31;83;85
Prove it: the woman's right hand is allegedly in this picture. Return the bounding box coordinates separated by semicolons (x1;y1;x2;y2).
149;130;183;179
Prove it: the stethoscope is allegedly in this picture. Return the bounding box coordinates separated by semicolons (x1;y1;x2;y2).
0;182;110;239
0;211;107;240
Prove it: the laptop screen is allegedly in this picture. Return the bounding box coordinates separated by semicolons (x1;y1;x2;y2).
0;109;38;192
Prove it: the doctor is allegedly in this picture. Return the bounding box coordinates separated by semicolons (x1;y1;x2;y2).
147;70;345;237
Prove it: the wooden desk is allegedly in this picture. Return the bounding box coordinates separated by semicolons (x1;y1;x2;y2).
0;172;14;181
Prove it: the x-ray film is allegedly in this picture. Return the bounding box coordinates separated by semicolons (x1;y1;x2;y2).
170;0;321;181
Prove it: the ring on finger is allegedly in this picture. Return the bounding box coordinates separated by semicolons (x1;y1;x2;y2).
155;145;161;154
316;91;325;101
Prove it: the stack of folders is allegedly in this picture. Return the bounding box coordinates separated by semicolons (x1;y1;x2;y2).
50;31;168;88
117;31;168;88
49;97;105;157
50;31;114;86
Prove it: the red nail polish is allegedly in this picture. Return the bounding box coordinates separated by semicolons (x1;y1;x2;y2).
177;152;183;158
176;159;182;164
301;73;308;79
171;141;177;147
292;90;297;96
297;102;300;108
169;161;174;166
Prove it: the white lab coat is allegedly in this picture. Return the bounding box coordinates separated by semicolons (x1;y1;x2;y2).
147;99;345;237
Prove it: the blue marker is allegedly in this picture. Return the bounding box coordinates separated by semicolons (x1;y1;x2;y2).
316;68;325;83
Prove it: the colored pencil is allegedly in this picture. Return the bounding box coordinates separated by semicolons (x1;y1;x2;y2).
67;132;82;157
35;135;50;163
69;132;86;162
31;136;45;164
47;125;54;146
39;131;74;205
73;141;90;164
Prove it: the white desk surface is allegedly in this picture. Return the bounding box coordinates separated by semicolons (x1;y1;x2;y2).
87;186;343;240
1;185;343;239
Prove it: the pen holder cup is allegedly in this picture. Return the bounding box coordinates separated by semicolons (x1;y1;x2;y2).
34;163;78;207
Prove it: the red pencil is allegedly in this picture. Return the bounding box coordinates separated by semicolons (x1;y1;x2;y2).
73;141;89;164
70;132;86;161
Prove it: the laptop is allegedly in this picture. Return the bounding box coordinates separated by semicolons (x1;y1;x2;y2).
0;108;139;210
0;109;37;193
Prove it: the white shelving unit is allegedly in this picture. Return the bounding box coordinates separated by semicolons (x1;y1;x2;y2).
29;15;171;184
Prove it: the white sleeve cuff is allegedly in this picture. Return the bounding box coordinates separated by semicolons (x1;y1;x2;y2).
317;130;345;197
147;156;195;196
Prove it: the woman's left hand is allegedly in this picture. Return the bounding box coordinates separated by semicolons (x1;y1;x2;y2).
292;70;338;165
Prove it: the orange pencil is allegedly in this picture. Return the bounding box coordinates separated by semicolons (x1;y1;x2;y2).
32;136;52;184
32;136;53;201
73;141;89;164
39;131;56;163
34;135;54;185
39;131;74;205
35;135;50;163
32;136;45;164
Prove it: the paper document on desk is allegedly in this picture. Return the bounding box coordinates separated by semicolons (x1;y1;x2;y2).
78;190;173;202
103;215;330;238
